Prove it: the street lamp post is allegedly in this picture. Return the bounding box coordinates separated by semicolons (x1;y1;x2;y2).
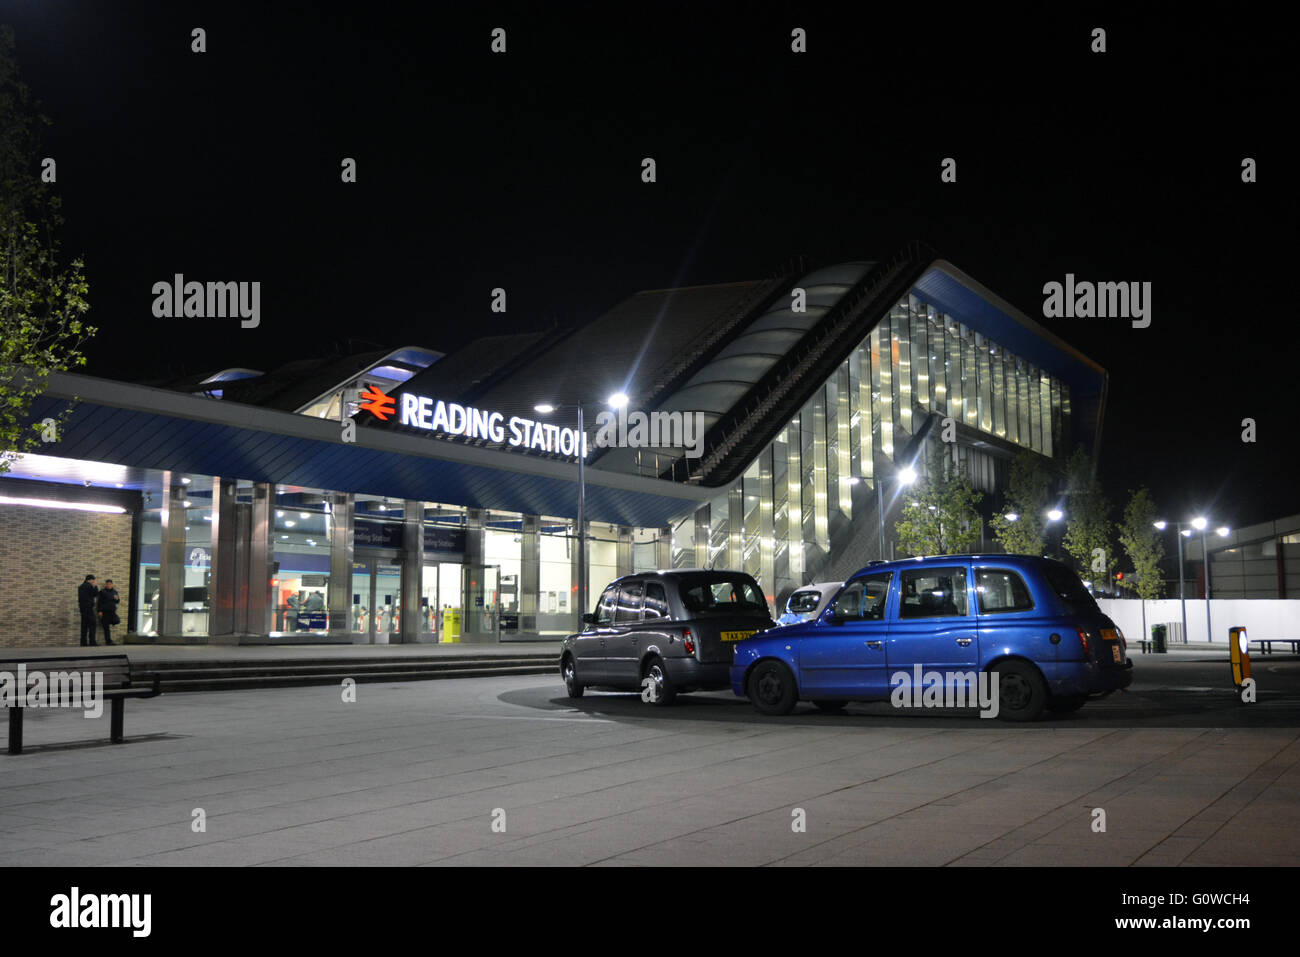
537;396;626;629
576;401;585;626
872;464;917;561
1153;521;1190;644
1155;517;1229;644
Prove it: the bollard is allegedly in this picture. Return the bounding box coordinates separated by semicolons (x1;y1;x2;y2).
1228;625;1251;688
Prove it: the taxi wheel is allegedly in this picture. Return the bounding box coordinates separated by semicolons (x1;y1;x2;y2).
1047;694;1086;713
749;660;798;716
562;656;584;698
993;660;1048;722
812;700;848;713
643;656;677;706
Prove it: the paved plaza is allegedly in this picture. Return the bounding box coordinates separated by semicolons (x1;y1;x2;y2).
3;659;1298;866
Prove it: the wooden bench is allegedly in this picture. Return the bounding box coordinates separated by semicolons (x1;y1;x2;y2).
1;655;161;755
1249;638;1300;655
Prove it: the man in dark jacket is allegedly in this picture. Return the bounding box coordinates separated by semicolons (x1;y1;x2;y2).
77;574;99;646
96;578;121;646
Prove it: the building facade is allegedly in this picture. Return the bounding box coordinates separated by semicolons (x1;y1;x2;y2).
1;246;1106;647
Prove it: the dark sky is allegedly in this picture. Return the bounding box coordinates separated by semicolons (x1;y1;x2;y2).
2;2;1293;526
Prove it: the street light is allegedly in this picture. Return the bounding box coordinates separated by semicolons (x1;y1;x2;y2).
535;396;631;626
535;401;588;624
875;463;917;560
1153;516;1229;643
1194;516;1229;643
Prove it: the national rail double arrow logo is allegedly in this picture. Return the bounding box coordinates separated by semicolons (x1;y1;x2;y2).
358;384;396;421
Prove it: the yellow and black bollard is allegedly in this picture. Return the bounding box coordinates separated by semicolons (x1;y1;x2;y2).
1229;625;1251;688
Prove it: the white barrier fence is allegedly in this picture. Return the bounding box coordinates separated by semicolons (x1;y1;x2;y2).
1097;598;1300;645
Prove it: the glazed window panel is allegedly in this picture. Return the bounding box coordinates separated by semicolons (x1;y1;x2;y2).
825;379;840;528
836;363;852;517
929;305;946;416
1039;371;1053;458
873;322;893;457
912;300;930;408
991;343;1007;438
976;332;993;433
894;300;912;436
946;316;963;427
961;326;977;429
1004;351;1019;445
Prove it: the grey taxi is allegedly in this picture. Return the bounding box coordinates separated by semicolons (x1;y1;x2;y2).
560;569;775;706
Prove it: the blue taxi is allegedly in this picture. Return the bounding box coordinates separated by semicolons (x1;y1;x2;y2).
730;555;1132;721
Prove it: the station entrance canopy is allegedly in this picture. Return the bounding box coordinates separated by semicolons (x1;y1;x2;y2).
23;372;711;528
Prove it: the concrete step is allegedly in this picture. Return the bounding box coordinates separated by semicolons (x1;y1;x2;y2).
151;663;558;693
125;653;559;692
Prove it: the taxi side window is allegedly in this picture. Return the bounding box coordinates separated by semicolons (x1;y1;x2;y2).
615;582;644;624
644;582;669;620
596;586;618;625
975;568;1034;613
831;573;892;620
899;567;969;618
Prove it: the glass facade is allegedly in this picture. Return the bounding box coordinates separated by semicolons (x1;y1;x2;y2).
676;291;1072;613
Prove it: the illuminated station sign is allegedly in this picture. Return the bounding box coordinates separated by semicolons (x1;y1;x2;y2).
359;385;585;458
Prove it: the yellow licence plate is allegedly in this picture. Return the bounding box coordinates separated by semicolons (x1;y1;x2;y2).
1102;628;1119;641
722;630;755;642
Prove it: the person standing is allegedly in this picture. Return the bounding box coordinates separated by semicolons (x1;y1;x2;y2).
77;574;99;646
97;578;121;646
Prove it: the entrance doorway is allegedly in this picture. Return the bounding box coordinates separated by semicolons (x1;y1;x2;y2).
461;564;501;641
420;561;463;642
350;554;403;644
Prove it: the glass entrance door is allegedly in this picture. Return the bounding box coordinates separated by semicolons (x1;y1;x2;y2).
420;561;464;642
462;564;500;641
350;555;403;644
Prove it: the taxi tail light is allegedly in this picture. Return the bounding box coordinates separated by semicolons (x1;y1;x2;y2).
1076;628;1091;658
682;629;695;656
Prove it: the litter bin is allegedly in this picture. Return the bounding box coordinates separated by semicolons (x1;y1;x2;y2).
1150;623;1167;654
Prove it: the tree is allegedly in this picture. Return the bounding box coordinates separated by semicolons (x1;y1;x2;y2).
989;451;1056;556
894;443;984;557
1;25;94;475
1061;447;1113;581
1118;487;1165;599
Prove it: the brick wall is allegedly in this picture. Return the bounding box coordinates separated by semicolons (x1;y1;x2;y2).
0;505;133;648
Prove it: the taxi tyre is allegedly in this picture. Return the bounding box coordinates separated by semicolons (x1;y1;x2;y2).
748;660;798;716
812;700;848;713
1047;693;1087;714
562;655;584;699
991;659;1048;722
643;655;677;707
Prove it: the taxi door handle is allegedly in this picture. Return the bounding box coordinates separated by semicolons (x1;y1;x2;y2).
955;638;972;647
865;641;883;650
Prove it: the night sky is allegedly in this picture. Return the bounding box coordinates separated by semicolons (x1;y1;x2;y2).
2;2;1293;527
